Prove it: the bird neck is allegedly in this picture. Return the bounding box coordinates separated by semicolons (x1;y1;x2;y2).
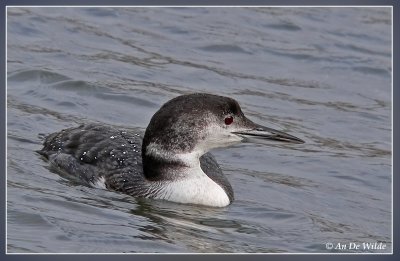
142;142;202;181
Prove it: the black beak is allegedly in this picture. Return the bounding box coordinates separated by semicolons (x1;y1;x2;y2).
232;120;304;144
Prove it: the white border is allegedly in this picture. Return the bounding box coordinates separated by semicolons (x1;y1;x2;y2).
4;5;394;255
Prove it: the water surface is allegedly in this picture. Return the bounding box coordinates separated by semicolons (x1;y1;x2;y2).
7;7;391;253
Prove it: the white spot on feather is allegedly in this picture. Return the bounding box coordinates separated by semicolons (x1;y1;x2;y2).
91;176;106;189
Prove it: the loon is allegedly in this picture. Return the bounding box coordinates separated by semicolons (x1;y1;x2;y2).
38;93;304;207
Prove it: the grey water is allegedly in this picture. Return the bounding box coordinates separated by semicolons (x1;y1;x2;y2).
6;7;391;253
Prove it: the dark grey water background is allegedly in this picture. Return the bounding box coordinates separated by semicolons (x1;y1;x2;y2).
6;7;391;253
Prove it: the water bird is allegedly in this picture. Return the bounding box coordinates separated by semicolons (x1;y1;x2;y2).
38;93;304;207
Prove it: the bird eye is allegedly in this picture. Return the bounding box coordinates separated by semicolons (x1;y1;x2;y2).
224;116;233;125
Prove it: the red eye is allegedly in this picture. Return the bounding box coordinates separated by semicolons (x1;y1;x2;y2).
224;116;233;125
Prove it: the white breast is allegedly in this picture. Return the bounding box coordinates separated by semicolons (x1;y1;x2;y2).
154;168;231;207
145;143;231;207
